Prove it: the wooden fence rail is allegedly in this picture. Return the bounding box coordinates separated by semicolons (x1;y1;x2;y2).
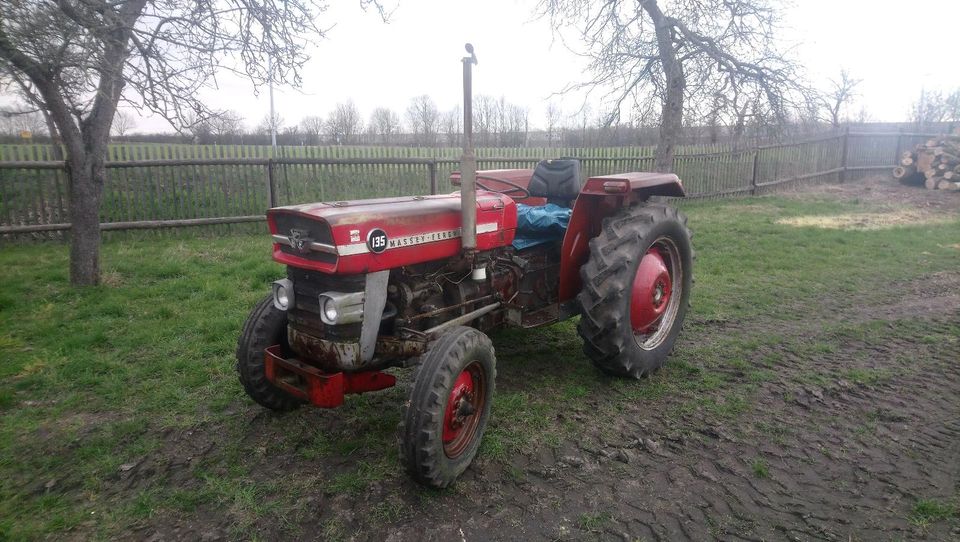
0;131;936;239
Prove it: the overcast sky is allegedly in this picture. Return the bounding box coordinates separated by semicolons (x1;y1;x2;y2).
9;0;960;134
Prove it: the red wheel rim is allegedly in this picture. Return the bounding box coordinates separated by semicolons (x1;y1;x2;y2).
630;237;682;350
442;361;486;458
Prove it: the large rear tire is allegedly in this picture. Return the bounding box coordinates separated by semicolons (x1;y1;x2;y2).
400;326;496;488
236;295;303;411
576;203;693;378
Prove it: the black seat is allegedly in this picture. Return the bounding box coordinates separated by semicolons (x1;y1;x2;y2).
528;159;582;206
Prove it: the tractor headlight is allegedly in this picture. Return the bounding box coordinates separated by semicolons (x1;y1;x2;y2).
272;279;294;311
318;291;365;325
321;296;339;322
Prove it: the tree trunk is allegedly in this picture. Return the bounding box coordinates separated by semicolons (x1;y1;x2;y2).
0;0;144;287
708;115;719;144
42;111;64;160
644;1;684;173
656;60;684;171
67;153;104;285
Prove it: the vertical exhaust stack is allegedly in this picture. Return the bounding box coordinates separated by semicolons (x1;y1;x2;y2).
460;43;478;259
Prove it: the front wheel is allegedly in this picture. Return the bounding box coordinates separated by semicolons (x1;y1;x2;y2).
236;295;304;411
577;203;693;378
400;326;496;488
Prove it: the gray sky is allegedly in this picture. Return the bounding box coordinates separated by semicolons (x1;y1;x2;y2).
14;0;960;134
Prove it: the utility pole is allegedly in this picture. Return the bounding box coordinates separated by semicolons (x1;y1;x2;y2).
268;53;277;149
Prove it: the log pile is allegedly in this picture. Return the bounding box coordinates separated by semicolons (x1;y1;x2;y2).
894;136;960;191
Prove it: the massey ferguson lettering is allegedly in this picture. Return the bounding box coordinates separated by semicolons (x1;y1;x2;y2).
388;228;462;249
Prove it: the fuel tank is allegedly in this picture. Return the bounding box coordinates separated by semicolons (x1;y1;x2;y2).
267;191;518;274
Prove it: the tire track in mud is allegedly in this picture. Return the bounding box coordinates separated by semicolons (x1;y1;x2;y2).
404;302;960;541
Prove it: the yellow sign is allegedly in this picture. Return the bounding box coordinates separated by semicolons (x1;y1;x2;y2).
19;130;32;140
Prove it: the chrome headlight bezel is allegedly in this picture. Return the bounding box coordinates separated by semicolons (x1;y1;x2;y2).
272;278;294;311
317;291;364;325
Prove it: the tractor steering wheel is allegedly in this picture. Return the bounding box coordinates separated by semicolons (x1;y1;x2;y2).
475;177;531;200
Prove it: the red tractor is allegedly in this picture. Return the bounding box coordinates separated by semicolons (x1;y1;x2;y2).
236;45;693;487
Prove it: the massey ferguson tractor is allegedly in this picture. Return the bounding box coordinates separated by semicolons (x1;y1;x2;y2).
236;45;693;487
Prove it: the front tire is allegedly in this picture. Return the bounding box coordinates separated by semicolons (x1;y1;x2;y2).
236;295;303;411
577;203;693;378
400;326;496;488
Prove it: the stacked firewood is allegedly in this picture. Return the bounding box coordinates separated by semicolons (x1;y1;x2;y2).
893;136;960;191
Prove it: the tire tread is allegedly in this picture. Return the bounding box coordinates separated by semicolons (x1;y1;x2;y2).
576;203;693;378
236;295;303;411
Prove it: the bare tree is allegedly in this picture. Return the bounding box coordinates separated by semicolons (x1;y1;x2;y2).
494;96;508;144
719;86;776;146
327;101;362;145
406;95;439;146
1;79;64;148
502;103;529;147
474;95;497;146
210;110;245;144
182;111;214;144
575;104;592;147
0;0;385;285
944;89;960;123
704;93;723;144
300;115;325;145
912;90;947;128
821;69;861;128
440;105;462;147
540;0;805;171
545;102;561;147
0;103;46;137
282;125;305;146
368;107;400;144
256;113;285;136
910;88;960;127
111;110;137;138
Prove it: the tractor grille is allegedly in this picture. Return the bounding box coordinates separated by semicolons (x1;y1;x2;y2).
272;214;337;266
286;268;365;341
286;267;365;315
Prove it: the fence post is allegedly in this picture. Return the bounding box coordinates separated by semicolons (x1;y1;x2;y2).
894;130;903;166
839;127;850;183
750;148;760;195
428;160;437;195
266;159;276;207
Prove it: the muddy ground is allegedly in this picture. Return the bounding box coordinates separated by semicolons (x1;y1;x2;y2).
120;177;959;542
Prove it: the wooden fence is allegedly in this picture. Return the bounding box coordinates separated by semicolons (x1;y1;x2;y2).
0;131;925;239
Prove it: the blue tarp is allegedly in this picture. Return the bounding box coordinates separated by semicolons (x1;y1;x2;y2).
512;203;572;250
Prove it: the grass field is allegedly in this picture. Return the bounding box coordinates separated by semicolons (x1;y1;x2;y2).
1;181;958;539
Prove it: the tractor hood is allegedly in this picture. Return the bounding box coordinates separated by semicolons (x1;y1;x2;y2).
267;192;518;274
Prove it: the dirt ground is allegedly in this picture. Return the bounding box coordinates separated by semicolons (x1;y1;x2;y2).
788;175;960;215
122;177;959;542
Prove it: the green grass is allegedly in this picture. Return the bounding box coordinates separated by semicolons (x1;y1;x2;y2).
751;458;770;478
577;511;613;532
908;498;958;529
0;191;958;538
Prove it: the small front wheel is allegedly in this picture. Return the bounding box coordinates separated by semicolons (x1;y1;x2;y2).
400;326;496;488
236;294;304;411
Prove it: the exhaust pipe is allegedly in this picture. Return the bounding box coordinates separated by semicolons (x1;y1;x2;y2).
460;43;478;254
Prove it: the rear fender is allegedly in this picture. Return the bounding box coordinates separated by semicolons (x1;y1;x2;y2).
558;173;685;302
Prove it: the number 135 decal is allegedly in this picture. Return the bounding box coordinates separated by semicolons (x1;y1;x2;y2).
367;228;388;254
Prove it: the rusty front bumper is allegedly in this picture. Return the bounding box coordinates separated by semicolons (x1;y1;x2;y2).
263;345;396;408
288;325;427;372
